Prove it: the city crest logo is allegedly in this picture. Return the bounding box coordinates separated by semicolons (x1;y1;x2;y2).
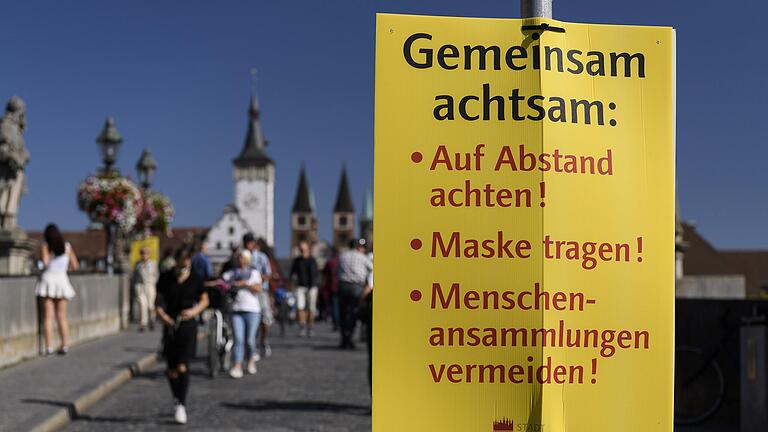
493;418;514;431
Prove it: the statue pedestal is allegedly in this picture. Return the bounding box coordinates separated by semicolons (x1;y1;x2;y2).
0;229;37;275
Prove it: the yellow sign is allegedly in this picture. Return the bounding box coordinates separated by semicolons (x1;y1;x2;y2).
373;14;674;431
129;236;159;269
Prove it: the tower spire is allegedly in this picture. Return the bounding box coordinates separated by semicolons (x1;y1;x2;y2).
333;165;356;248
333;165;355;213
233;88;271;168
250;68;258;98
292;164;314;213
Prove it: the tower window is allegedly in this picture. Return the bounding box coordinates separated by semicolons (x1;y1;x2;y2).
297;215;306;226
216;242;222;250
229;226;234;235
339;216;348;227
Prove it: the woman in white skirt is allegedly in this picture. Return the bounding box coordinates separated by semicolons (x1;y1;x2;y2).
35;224;79;355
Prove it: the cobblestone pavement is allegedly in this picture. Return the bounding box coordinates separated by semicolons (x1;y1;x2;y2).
0;329;161;431
63;323;372;431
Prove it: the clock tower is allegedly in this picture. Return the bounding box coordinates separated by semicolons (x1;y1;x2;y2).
233;94;274;246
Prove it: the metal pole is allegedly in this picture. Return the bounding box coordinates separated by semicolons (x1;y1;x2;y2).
106;223;114;275
521;0;552;18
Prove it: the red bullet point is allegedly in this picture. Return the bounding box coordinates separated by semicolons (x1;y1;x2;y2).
410;239;422;250
410;290;422;302
411;151;423;163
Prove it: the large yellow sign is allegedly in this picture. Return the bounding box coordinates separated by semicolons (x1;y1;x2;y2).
373;14;674;431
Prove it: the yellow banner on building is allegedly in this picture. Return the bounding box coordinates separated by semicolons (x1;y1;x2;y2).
130;236;159;269
373;14;674;431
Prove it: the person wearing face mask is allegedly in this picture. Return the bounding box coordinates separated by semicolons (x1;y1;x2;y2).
155;247;209;425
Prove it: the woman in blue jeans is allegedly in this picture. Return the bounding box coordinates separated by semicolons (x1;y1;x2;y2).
221;249;262;379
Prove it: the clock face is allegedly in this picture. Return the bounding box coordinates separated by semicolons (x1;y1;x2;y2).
243;193;260;209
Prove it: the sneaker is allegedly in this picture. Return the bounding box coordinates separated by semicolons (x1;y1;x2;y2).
298;327;307;337
251;352;261;362
229;367;244;379
307;329;314;338
247;358;258;375
57;346;69;356
263;344;272;358
45;347;55;356
174;403;187;424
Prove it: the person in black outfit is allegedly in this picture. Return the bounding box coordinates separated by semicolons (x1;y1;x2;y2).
155;248;209;425
336;239;372;349
360;276;373;391
290;241;319;337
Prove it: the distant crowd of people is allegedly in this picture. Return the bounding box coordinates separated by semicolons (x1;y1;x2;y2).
33;224;374;426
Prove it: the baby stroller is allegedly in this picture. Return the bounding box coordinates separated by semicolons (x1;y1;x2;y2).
206;280;235;378
274;286;297;337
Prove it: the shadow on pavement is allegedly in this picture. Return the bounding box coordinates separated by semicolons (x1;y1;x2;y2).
21;398;74;409
221;399;369;415
71;413;175;426
133;369;209;381
21;399;78;421
22;398;176;427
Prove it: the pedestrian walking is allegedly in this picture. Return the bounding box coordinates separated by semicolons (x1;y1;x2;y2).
220;245;239;276
336;238;372;349
243;233;274;357
221;249;263;378
191;241;214;281
290;241;319;337
132;247;158;331
35;223;79;355
155;248;209;425
360;250;373;389
322;247;340;331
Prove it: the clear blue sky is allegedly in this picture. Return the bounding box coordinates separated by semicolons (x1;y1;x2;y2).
1;0;766;254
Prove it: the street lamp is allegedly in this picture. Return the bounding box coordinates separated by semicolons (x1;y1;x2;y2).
97;117;122;174
136;148;157;189
95;117;123;275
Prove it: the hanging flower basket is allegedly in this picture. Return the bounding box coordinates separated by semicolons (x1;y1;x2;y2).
77;173;142;233
137;190;174;235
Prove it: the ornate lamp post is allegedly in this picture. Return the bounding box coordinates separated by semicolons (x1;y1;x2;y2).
96;117;122;274
97;117;122;175
135;149;157;190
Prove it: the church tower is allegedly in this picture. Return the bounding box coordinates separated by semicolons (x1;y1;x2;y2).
333;166;355;249
359;187;373;247
290;165;318;256
233;94;274;246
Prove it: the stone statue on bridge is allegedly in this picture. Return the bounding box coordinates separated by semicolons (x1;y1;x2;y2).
0;96;30;230
0;96;35;275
